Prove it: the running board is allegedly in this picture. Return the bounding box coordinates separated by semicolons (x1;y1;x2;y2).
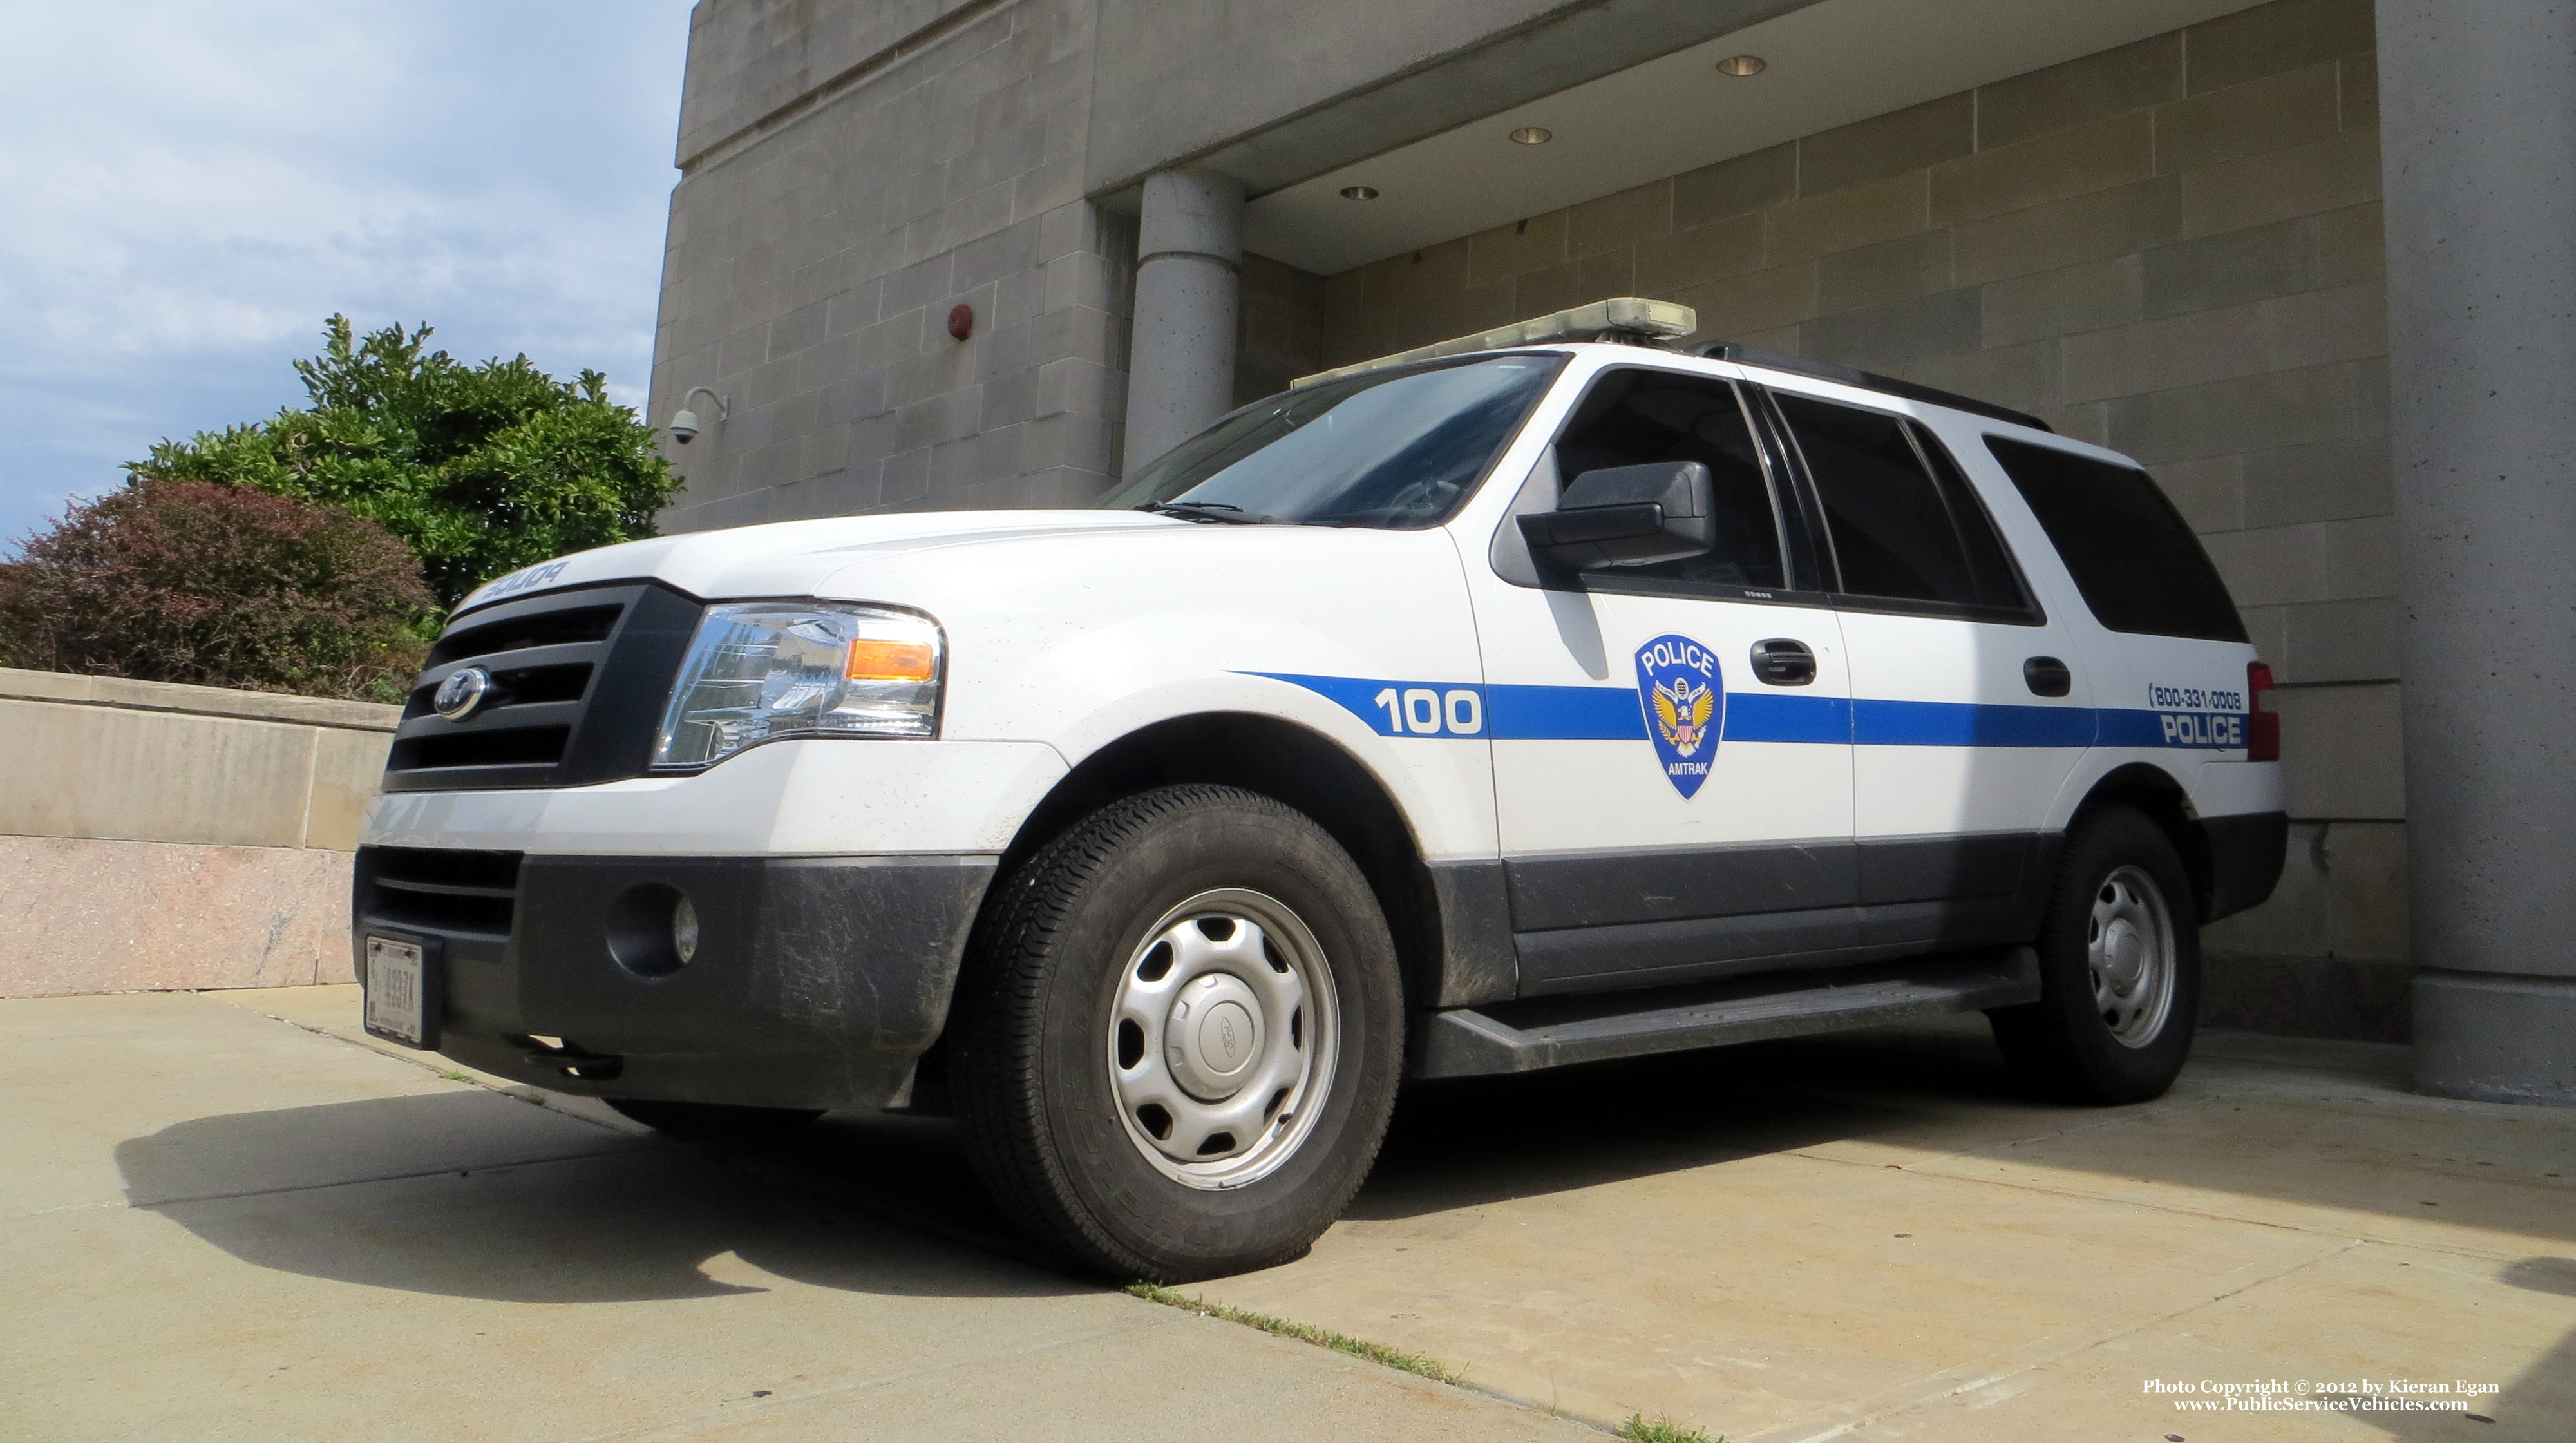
1415;946;2039;1079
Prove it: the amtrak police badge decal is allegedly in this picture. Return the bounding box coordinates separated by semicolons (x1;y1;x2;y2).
1636;633;1723;799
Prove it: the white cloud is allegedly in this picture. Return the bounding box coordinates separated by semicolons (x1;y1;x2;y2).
0;0;692;539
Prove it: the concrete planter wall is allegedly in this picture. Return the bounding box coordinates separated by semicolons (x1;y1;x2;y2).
0;668;398;997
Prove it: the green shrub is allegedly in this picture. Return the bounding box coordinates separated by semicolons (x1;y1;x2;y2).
140;315;677;606
0;477;433;700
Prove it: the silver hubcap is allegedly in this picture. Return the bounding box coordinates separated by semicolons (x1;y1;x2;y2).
2089;865;2175;1047
1106;888;1339;1189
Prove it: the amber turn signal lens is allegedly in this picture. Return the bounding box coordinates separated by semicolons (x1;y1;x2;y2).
840;642;943;680
845;639;936;682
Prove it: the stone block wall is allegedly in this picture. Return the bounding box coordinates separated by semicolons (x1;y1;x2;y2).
653;0;1135;530
0;670;399;997
1235;253;1329;405
1306;0;2403;1038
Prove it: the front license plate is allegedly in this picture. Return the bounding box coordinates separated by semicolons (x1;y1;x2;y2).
364;936;431;1047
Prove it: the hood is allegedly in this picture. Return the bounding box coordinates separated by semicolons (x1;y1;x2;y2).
451;510;1177;615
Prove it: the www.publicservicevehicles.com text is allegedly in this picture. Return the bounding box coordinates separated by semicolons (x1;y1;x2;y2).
2145;1378;2497;1413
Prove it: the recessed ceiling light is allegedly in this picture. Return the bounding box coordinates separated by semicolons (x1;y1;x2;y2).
1508;126;1553;146
1340;185;1380;200
1715;54;1767;77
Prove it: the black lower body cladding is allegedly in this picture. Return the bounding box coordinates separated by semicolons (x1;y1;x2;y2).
2196;810;2289;922
352;846;996;1110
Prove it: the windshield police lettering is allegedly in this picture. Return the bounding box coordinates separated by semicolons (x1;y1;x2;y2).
477;560;570;604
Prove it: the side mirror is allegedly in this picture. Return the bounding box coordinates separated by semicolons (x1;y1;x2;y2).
1515;460;1716;569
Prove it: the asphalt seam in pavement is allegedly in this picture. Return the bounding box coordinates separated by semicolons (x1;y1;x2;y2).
128;1146;649;1210
1124;1283;1618;1433
234;1000;669;1143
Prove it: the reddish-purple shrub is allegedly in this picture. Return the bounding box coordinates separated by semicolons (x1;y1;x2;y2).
0;478;433;700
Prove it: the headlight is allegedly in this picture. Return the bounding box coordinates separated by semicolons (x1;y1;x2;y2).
653;602;943;769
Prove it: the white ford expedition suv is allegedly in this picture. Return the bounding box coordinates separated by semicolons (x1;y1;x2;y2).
356;301;2287;1281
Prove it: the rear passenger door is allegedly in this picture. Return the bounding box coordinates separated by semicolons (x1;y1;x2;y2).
1763;388;2094;952
1979;434;2269;812
1468;366;1857;996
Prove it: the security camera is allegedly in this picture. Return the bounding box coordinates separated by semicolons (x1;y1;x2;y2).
670;387;727;446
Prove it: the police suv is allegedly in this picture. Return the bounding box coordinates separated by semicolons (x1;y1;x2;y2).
357;298;2287;1282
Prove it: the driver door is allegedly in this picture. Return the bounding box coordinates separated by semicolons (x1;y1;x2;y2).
1464;365;1857;996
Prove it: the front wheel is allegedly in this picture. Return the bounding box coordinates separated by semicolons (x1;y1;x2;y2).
952;785;1403;1282
1989;806;2200;1104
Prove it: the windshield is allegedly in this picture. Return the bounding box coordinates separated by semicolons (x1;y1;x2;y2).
1095;353;1567;528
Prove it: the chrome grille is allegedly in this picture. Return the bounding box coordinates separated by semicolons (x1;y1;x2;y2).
382;582;703;792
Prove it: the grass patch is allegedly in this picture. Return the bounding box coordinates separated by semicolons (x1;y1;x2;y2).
438;1070;473;1083
1125;1282;1463;1385
1617;1415;1719;1443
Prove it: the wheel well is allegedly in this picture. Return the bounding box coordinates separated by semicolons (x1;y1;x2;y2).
992;714;1443;1008
2070;764;2213;919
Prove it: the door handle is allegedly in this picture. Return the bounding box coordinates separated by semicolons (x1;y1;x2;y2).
1750;638;1817;687
2024;656;2072;697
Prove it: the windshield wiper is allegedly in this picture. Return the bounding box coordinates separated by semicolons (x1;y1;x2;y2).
1138;501;1286;525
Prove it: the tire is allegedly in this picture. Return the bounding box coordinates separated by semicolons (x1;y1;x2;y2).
1989;805;2200;1105
951;785;1403;1283
603;1098;826;1137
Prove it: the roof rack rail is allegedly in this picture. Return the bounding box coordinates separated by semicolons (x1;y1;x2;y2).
1696;342;2053;433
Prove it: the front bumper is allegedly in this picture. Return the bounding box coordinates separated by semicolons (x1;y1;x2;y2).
354;848;996;1110
359;738;1070;857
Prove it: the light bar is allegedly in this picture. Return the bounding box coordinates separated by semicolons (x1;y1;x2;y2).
1291;296;1698;389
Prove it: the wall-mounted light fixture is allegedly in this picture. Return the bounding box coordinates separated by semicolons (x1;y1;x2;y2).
1715;54;1767;76
1508;126;1554;146
668;385;728;444
1339;185;1381;200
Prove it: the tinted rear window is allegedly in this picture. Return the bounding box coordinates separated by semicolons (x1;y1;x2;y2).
1776;393;2028;615
1985;437;2248;642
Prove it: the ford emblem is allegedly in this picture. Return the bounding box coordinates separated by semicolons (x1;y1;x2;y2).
433;666;494;721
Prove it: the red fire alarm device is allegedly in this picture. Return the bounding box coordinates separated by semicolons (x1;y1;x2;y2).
947;304;974;340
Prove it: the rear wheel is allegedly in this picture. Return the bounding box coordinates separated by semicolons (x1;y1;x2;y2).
952;785;1402;1282
1989;806;2200;1104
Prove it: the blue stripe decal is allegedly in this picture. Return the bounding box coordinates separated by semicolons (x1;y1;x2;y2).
1855;698;2097;748
1487;683;1645;740
1242;672;1412;730
1723;692;1853;744
1240;673;2243;749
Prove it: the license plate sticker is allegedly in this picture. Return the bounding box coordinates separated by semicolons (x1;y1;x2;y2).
364;936;430;1047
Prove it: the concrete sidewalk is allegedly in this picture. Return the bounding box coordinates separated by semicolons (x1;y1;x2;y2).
0;988;1586;1442
5;986;2570;1441
1206;1024;2576;1441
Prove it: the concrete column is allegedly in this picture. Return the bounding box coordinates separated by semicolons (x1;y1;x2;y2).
1121;168;1244;476
2378;1;2576;1104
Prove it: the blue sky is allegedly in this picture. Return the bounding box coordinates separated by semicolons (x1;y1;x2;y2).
0;1;695;542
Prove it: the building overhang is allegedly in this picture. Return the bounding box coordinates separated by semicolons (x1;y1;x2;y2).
1148;0;2269;275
